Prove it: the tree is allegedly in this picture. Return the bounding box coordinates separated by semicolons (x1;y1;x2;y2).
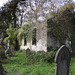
17;23;32;45
47;3;74;50
0;0;28;50
0;0;27;31
4;25;16;55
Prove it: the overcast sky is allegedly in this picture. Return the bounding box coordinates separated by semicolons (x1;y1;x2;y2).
0;0;75;7
0;0;9;7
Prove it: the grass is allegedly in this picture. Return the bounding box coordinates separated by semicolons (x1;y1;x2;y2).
2;51;75;75
2;51;55;75
70;54;75;75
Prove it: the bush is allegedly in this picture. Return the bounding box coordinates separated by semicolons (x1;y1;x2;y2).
43;51;56;63
28;50;56;63
51;46;59;51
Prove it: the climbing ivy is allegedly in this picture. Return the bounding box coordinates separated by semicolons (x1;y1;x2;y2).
47;3;75;45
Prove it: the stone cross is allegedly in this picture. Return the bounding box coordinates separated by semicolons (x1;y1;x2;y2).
54;45;71;75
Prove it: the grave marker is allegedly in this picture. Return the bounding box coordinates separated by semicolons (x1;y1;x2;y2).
26;48;30;56
55;45;71;75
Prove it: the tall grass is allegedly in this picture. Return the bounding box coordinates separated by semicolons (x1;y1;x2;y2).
2;51;55;75
2;51;75;75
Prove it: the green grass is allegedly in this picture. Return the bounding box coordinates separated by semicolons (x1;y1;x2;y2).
2;51;55;75
70;54;75;75
2;51;75;75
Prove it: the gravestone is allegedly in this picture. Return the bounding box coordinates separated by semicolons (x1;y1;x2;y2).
26;48;30;57
54;45;71;75
5;40;11;54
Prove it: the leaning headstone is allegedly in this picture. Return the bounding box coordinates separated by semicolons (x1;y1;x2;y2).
54;45;71;75
26;48;30;57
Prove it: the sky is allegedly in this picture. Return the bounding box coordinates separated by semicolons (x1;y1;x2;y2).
0;0;75;7
0;0;9;7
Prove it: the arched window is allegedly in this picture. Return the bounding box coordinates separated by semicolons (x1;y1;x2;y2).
32;28;36;45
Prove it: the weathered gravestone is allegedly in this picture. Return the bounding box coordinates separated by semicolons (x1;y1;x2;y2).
26;48;30;57
54;45;71;75
5;40;11;55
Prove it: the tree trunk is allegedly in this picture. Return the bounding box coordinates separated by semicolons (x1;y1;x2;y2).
0;60;6;75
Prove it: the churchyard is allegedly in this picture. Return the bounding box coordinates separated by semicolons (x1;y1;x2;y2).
0;0;75;75
2;48;75;75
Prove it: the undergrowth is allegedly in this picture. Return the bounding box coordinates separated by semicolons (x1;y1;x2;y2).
2;50;75;75
2;51;55;75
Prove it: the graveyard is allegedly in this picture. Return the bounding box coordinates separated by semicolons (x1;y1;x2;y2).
1;50;75;75
0;0;75;75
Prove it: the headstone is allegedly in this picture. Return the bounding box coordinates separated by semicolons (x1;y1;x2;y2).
54;45;71;75
7;40;10;50
5;40;11;54
26;48;30;56
65;38;72;53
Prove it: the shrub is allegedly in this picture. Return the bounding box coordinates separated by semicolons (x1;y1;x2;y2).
43;51;56;63
51;46;59;51
28;50;56;63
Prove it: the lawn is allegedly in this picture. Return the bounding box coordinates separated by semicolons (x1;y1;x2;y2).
70;54;75;75
2;51;75;75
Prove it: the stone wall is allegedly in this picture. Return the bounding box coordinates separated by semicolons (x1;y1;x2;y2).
20;21;61;52
20;21;47;52
47;32;60;51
